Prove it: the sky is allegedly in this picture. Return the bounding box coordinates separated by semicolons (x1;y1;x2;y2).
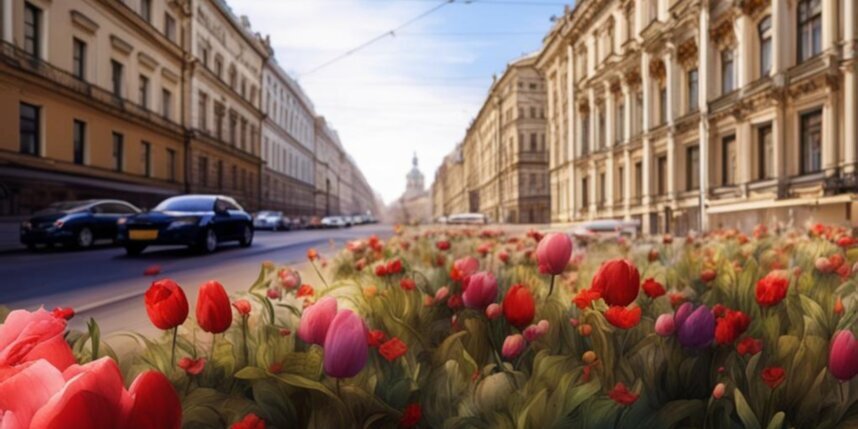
228;0;571;204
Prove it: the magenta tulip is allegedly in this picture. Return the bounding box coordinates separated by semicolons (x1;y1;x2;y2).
462;272;498;309
536;233;573;275
829;330;858;381
655;314;675;337
502;334;526;360
323;310;368;378
298;297;338;346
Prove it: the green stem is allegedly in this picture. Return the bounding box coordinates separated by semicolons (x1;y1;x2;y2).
210;334;217;360
311;260;330;288
241;316;249;367
548;275;556;296
170;326;178;368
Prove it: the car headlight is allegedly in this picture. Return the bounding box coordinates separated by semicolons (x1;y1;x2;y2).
53;219;65;229
168;217;199;229
117;217;128;225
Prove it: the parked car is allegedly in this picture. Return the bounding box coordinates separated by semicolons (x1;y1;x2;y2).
321;216;348;228
307;216;323;229
20;199;141;250
447;213;489;225
570;219;640;245
254;211;290;231
118;195;253;255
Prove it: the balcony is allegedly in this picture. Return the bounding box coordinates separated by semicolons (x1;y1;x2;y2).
708;90;740;115
0;41;183;135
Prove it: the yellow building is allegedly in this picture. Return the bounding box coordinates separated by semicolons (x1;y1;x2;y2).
0;0;187;214
536;0;858;233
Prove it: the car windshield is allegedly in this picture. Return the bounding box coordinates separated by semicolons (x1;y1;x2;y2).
35;201;91;215
154;197;214;212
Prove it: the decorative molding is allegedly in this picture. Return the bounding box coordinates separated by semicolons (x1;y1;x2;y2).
677;38;698;69
110;35;133;55
738;0;768;18
162;68;179;84
70;10;99;34
709;17;736;50
137;52;158;70
649;58;667;83
624;69;641;87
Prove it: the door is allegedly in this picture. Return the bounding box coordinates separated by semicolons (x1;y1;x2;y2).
212;199;235;239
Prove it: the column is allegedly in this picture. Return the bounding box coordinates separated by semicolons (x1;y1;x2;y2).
773;103;786;181
665;51;677;199
567;44;577;220
2;0;11;42
623;149;632;218
843;0;857;174
822;0;838;52
588;88;597;150
698;5;711;231
642;52;653;204
589;163;597;215
822;88;839;177
606;155;615;213
771;0;788;74
735;12;751;88
737;121;753;196
606;83;616;148
547;62;557;170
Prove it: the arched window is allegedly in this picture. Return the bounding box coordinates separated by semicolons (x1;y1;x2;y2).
798;0;822;62
758;16;773;77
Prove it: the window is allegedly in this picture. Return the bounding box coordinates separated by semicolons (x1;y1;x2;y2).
141;141;151;177
757;124;773;179
687;68;698;112
217;160;224;188
111;60;124;97
214;56;223;77
164;13;176;42
198;92;208;130
199;156;209;186
635;92;644;134
722;135;736;185
798;0;822;62
112;132;124;171
800;110;822;174
657;156;667;195
598;108;606;147
530;107;536;118
162;89;172;119
616;102;624;143
167;149;176;182
140;0;151;22
139;75;149;109
659;86;668;124
618;166;624;199
73;39;86;80
582;177;589;208
759;16;773;76
687;145;700;190
215;104;224;139
581;113;590;154
634;161;643;197
599;172;606;204
530;133;537;151
200;46;209;67
73;120;85;165
229;114;237;145
721;50;734;94
24;2;41;57
229;66;237;88
19;103;39;156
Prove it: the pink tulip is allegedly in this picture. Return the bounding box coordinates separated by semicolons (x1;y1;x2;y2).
712;383;726;399
535;233;573;275
829;330;858;381
523;320;549;342
323;310;368;378
434;286;450;303
0;308;76;371
502;334;526;360
462;272;498;309
485;303;502;320
297;297;338;346
450;257;480;282
0;360;65;429
655;314;675;336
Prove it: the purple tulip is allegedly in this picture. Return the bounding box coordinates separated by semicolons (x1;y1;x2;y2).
297;297;338;346
654;314;675;336
829;330;858;381
323;310;368;378
674;303;714;349
462;272;498;309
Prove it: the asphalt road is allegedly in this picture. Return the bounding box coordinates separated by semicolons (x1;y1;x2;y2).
0;224;392;334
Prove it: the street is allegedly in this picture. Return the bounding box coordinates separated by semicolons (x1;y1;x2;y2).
0;224;392;334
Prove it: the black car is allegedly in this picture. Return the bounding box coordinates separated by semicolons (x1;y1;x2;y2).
118;195;254;255
20;200;141;250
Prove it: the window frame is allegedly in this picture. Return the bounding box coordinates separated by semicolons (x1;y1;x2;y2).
687;68;699;113
111;60;124;97
19;102;40;156
721;135;736;185
73;119;86;165
141;141;152;177
798;0;822;62
799;109;823;175
73;38;87;80
112;132;124;172
757;123;774;180
24;2;41;58
758;15;773;77
686;145;700;190
721;50;734;94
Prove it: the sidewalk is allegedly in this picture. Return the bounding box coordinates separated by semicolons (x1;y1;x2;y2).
0;218;24;253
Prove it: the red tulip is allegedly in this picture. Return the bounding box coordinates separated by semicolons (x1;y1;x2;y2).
307;248;319;261
400;277;416;291
436;240;451;251
386;259;403;275
829;330;858;381
144;279;188;330
51;307;75;321
608;382;638;405
378;337;408;361
399;403;421;428
232;299;251;316
648;248;660;262
755;271;789;308
700;269;717;283
736;337;763;356
375;264;388;277
604;306;641;329
323;310;368;378
572;288;601;309
297;297;338;346
195;280;233;334
641;278;666;298
829;253;845;270
712;383;726;400
279;269;301;289
231;413;265;429
122;371;182;429
447;293;463;309
714;309;751;345
462;272;498;309
367;329;386;348
296;284;315;298
591;259;640;307
834;296;845;315
177;357;205;375
761;366;785;389
0;308;76;371
535;233;572;275
502;284;535;329
498;251;510;264
655;314;675;336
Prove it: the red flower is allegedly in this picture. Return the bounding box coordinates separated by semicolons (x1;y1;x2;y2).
296;284;315;298
447;293;463;309
367;329;387;347
502;284;535;329
837;236;854;248
829;253;845;270
399;403;421;428
755;271;789;307
375;264;388;277
51;307;75;321
123;370;183;429
604;306;641;329
477;242;493;256
178;357;206;375
572;288;601;310
379;337;408;361
434;254;446;267
609;382;639;405
400;277;416;291
669;293;686;308
307;248;319;261
232;299;251;316
736;337;763;357
436;240;451;251
143;264;161;276
648;248;660;262
231;413;265;429
714;309;751;345
535;233;573;275
450;257;479;282
386;259;403;275
498;251;510;264
641;278;665;298
761;366;785;389
145;279;189;330
195;280;233;334
834;296;845;315
700;269;717;283
591;259;640;306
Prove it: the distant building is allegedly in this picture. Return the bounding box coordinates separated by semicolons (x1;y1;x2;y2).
391;153;430;224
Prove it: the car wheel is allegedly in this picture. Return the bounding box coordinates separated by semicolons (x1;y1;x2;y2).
239;224;253;247
76;227;94;249
125;244;147;256
199;228;218;254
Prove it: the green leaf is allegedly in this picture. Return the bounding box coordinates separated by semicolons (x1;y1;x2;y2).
733;388;761;429
282;346;324;380
87;318;100;361
234;366;268;380
765;411;785;429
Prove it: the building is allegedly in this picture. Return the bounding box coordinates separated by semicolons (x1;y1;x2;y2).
432;54;550;224
390;153;431;224
313;116;341;217
536;0;858;233
186;0;267;211
0;0;187;214
431;144;467;219
260;55;316;216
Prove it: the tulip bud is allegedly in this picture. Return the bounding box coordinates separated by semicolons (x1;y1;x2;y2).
323;310;369;378
591;259;640;306
232;299;251;316
816;257;834;273
485;303;502;320
502;284;535;329
297;297;338;346
582;351;597;364
578;324;592;337
266;288;281;299
829;330;858;381
144;279;189;331
279;269;301;289
434;286;449;302
655;314;676;336
501;334;526;359
834;296;845;315
535;233;573;275
712;383;726;400
195;281;232;334
462;272;498;309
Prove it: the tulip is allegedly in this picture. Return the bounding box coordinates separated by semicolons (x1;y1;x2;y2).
434;286;450;303
816;257;835;273
654;314;675;336
485;303;502;320
604;306;641;329
498;251;510;264
829;330;858;381
712;383;726;399
591;259;640;307
450;256;479;282
536;233;572;295
145;279;189;365
736;337;763;356
755;271;789;308
378;337;408;361
582;351;596;364
123;371;183;429
608;382;638;406
578;324;592;337
436;240;451;251
700;269;717;283
0;359;65;429
367;330;386;348
572;288;601;309
502;334;526;359
0;308;75;371
399;277;416;291
641;278;666;298
232;299;251;316
502;284;535;329
298;297;338;346
714;309;751;345
296;284;315;298
399;403;421;428
523;321;548;342
386;259;403;275
323;310;368;378
462;272;498;309
761;366;785;389
231;413;265;429
674;303;715;349
279;269;301;289
829;253;845;269
834;296;845;315
177;357;205;375
195;281;233;336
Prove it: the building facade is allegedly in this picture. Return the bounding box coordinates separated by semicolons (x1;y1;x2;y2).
432;54;550;224
0;0;187;214
536;0;858;233
260;57;316;216
431;144;468;219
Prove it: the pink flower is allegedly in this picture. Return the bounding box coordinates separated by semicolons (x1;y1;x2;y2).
461;272;498;309
712;383;726;399
829;330;858;381
0;360;65;429
297;297;338;346
535;233;573;275
232;299;252;317
323;310;369;378
450;257;480;282
177;357;206;375
434;286;450;303
654;314;675;336
501;334;526;359
0;308;76;371
485;303;502;320
523;320;550;342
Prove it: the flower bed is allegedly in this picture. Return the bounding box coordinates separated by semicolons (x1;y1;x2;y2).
1;225;857;428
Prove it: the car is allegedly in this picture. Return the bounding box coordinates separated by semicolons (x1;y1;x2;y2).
307;216;323;229
118;195;253;255
254;211;290;231
570;219;640;245
20;199;141;250
321;216;347;228
447;213;489;225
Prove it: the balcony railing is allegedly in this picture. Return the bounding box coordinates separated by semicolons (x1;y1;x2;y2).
0;40;183;135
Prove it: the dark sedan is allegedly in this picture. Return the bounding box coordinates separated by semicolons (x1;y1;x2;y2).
118;195;254;255
20;200;141;250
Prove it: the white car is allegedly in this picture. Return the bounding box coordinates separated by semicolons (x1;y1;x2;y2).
321;216;347;228
571;219;639;244
447;213;489;225
254;211;290;231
